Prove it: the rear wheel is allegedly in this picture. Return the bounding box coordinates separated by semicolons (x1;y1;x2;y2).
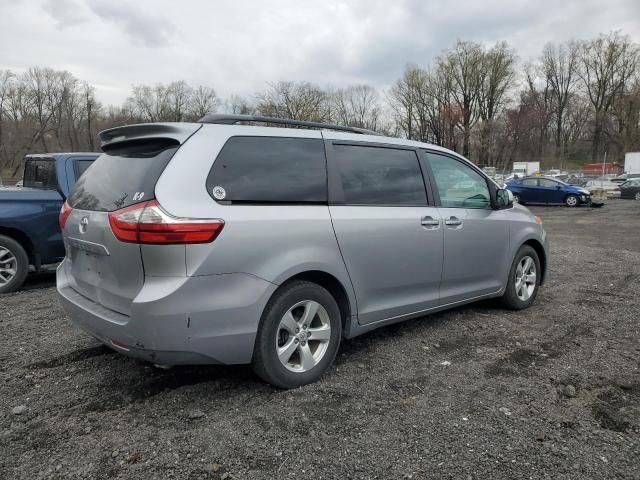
635;192;640;201
252;281;342;388
0;235;29;294
501;245;540;310
565;194;579;207
512;193;522;204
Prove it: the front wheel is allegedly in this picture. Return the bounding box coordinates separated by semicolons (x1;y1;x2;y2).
565;194;579;207
635;192;640;201
501;245;541;310
0;235;29;294
252;281;342;388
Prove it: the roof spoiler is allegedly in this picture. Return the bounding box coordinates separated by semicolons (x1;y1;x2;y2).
98;123;202;151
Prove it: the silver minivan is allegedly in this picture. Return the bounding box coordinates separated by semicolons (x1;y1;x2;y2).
57;115;548;388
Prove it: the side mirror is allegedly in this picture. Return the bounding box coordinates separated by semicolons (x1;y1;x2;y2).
495;188;513;209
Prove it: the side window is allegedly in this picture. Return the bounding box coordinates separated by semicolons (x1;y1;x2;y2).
23;159;58;190
333;144;427;205
522;178;538;186
538;178;558;187
206;136;327;203
426;152;490;209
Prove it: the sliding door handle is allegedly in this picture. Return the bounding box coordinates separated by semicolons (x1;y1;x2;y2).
421;216;441;229
444;216;463;227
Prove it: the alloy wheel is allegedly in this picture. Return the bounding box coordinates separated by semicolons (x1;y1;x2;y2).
566;195;578;207
276;300;331;373
514;255;536;301
0;247;17;286
635;192;640;201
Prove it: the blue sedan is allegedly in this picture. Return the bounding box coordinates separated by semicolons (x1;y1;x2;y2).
506;176;591;207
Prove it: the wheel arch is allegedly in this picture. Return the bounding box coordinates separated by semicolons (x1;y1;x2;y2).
0;227;34;264
277;270;353;335
522;239;547;285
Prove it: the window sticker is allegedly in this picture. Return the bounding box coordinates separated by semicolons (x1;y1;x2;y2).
212;186;226;200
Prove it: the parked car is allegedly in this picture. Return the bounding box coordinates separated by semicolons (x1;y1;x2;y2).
566;175;589;187
620;179;640;200
0;153;98;293
611;175;629;184
584;179;621;198
506;176;591;207
57;115;548;388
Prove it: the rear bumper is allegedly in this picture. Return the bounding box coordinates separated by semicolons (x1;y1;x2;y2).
57;261;277;365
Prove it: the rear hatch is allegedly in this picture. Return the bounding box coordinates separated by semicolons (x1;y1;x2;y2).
63;123;201;315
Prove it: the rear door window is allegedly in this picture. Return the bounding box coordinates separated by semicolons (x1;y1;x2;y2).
522;178;538;186
68;139;178;212
206;136;327;203
23;158;58;190
538;178;559;187
333;144;427;205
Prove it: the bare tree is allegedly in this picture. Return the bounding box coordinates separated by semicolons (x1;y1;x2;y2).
331;84;381;130
225;94;254;115
255;81;329;122
579;32;640;160
476;42;516;166
439;40;484;159
188;85;219;119
0;70;16;164
541;41;580;156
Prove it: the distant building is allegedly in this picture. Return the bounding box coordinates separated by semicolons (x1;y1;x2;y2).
582;163;623;175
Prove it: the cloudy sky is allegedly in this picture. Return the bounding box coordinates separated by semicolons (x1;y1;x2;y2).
1;0;639;106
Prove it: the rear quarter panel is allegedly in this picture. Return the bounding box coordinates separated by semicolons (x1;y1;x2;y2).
154;125;358;308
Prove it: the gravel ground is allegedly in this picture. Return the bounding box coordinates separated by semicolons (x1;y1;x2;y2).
1;200;639;479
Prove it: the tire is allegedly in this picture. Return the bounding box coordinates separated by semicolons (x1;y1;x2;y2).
512;193;522;204
252;280;342;388
635;192;640;201
0;235;29;294
500;245;541;310
565;194;579;207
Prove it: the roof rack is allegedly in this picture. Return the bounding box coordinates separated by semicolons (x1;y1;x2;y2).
197;114;379;136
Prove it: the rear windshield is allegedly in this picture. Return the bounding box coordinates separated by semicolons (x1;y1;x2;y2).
68;139;178;212
23;158;58;190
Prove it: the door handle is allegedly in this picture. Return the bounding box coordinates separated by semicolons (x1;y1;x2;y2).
444;216;463;227
420;216;441;229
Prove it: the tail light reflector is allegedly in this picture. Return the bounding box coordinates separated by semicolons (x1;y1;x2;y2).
59;200;72;229
108;200;224;245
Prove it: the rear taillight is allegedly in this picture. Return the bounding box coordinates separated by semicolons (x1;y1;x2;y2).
108;200;224;245
59;200;72;229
